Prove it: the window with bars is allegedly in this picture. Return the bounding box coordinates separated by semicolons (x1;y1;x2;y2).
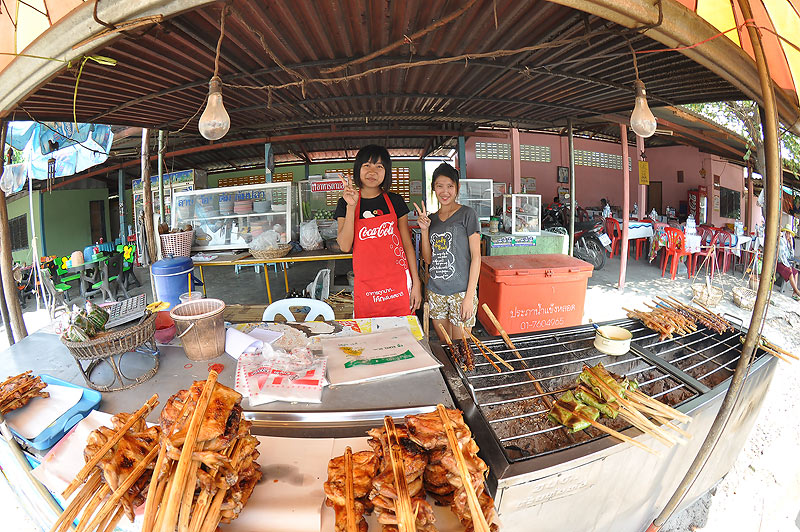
475;142;511;160
574;150;632;170
10;214;28;252
520;144;551;162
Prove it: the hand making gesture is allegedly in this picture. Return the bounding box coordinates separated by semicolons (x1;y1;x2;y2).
341;175;359;207
413;202;431;232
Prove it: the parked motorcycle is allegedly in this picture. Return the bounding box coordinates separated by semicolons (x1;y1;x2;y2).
542;204;607;270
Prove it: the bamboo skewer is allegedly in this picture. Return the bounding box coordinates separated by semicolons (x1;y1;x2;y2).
63;394;159;498
436;404;491;532
626;389;691;423
459;325;475;370
82;444;160;532
464;330;501;372
50;471;103;532
101;507;125;532
383;417;416;532
481;304;551;407
554;400;658;455
760;338;798;360
344;447;357;532
576;385;677;446
582;366;677;446
158;371;219;532
651;415;693;439
468;331;514;371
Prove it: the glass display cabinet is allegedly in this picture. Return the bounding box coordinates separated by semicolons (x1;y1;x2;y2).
457;178;493;221
171;182;292;251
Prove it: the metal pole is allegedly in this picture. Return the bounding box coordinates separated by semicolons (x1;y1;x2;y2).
158;130;165;223
618;124;630;291
636;134;646;218
647;1;783;528
141;129;157;264
457;135;467;179
264;142;273;182
510;128;521;196
567;118;575;256
118;168;126;242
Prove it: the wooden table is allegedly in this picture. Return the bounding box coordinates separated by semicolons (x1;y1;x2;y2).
193;250;353;303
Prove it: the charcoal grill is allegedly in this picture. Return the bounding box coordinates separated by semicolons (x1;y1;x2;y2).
432;317;777;532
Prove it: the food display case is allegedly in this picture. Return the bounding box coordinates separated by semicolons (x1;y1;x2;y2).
505;193;541;235
133;169;207;262
458;178;493;221
171;182;292;251
297;177;344;244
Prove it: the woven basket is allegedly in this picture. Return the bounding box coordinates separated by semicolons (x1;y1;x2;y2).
60;312;159;391
250;244;292;260
732;286;757;310
160;230;194;257
692;283;724;307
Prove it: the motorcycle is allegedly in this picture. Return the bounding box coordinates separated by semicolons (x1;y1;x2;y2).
542;204;607;270
573;218;607;271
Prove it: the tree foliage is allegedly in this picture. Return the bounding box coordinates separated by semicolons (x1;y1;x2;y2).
683;101;800;177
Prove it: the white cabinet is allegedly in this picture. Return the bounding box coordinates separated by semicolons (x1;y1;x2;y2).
507;194;541;235
171;182;292;251
458;179;493;221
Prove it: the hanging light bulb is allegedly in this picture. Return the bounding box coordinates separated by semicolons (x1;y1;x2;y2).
630;79;657;138
198;76;230;140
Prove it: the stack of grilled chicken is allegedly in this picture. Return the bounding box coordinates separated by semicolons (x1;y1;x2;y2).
406;410;498;531
324;407;499;531
0;370;48;414
143;375;262;532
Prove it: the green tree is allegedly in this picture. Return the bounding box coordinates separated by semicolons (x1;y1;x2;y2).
683;101;800;177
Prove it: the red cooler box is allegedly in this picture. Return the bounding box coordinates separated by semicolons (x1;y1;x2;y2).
477;254;593;335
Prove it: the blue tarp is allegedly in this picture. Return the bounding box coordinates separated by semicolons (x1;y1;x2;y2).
1;121;114;193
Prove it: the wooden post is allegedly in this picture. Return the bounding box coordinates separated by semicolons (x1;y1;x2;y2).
746;161;753;231
0;121;28;341
141;129;157;264
0;264;14;345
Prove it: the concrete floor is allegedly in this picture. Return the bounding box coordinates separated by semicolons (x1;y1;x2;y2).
3;250;799;531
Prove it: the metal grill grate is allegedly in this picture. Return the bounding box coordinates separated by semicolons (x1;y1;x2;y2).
446;318;754;463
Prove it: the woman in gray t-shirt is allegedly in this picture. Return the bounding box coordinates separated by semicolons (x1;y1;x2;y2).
414;163;481;341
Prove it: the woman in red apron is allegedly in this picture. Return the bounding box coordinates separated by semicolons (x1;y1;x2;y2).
335;145;422;318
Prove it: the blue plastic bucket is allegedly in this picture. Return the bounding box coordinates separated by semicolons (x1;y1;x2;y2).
151;256;202;310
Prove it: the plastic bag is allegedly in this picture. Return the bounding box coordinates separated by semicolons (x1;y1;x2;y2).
251;230;280;250
299;219;324;250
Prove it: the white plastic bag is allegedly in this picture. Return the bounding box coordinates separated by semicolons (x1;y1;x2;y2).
299;219;324;250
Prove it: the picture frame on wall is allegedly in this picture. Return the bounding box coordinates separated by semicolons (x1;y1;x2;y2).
557;166;570;183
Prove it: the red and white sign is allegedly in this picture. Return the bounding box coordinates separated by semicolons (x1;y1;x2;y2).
310;180;345;193
358;221;395;241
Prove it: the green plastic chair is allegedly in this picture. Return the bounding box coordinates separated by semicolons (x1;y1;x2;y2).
56;256;81;284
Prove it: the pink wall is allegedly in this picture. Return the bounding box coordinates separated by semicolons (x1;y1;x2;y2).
464;131;748;224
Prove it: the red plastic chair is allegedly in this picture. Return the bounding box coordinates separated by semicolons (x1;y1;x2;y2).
691;228;720;280
604;217;622;258
715;231;735;273
661;227;694;280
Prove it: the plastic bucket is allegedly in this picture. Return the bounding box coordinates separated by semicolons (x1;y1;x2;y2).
151;256;201;310
170;298;226;361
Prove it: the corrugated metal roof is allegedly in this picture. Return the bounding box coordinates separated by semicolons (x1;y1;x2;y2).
12;0;748;173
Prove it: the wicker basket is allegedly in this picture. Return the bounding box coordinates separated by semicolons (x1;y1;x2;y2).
60;312;159;391
160;230;194;257
692;283;724;307
170;298;226;361
250;244;292;260
732;286;757;310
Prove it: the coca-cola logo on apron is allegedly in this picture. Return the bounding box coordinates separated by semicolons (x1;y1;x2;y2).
358;221;395;240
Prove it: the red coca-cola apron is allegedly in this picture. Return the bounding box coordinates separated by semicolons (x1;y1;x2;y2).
352;193;411;318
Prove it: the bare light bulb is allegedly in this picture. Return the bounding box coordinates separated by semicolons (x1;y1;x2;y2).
630;80;657;138
198;76;230;140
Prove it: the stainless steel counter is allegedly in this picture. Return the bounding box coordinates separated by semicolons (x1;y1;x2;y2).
3;331;453;437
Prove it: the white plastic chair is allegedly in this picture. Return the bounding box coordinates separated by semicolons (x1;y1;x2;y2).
262;297;335;322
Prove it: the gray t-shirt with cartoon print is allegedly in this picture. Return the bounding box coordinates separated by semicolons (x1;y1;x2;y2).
427;205;480;296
